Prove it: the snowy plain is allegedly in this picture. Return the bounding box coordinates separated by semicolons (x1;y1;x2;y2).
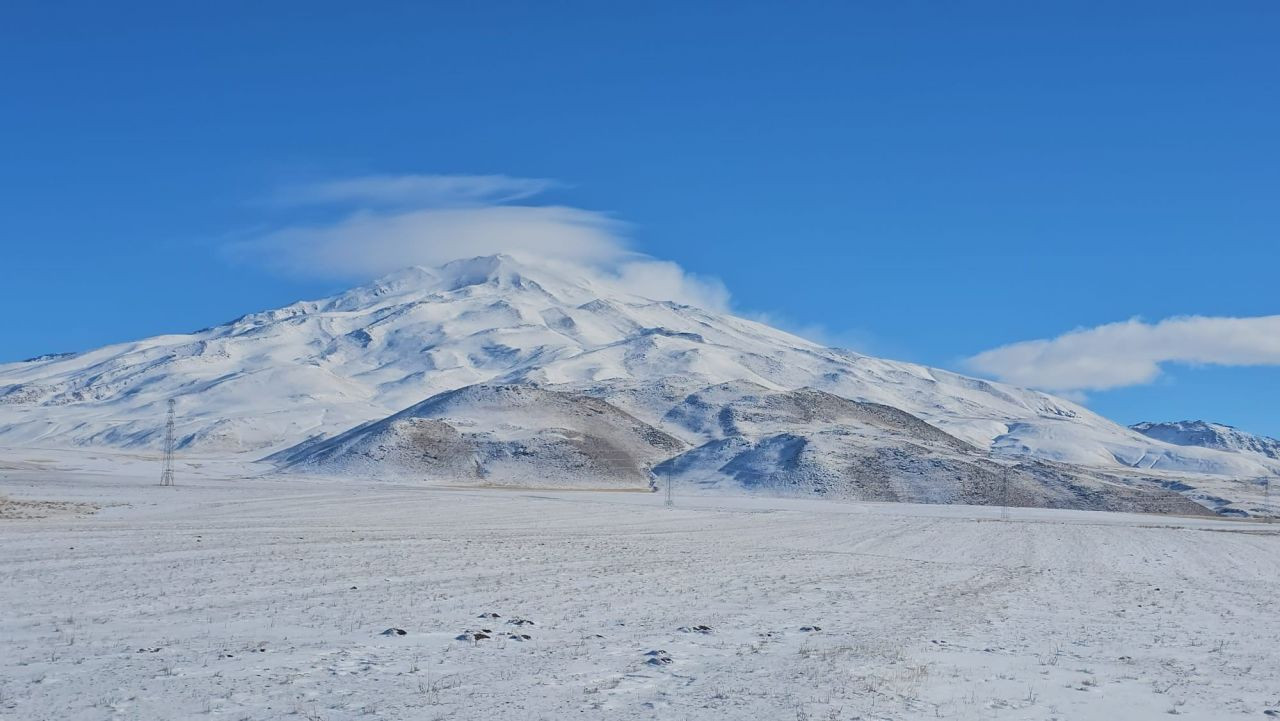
3;448;1279;721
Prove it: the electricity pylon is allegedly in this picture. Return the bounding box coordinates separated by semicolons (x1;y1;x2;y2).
999;467;1010;522
159;399;176;486
1265;476;1273;524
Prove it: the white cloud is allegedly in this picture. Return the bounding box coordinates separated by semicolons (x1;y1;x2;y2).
967;315;1280;392
740;311;882;354
232;173;730;310
607;259;730;312
273;174;558;208
242;205;626;276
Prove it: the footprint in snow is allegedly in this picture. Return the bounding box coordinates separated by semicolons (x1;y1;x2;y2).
645;650;673;665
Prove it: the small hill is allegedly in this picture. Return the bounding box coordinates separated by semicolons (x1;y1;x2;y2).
273;384;685;488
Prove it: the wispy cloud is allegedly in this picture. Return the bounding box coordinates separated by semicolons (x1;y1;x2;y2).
272;174;558;209
967;315;1280;392
742;311;886;355
230;173;730;310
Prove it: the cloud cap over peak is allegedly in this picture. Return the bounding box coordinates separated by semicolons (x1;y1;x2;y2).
967;315;1280;392
230;173;730;311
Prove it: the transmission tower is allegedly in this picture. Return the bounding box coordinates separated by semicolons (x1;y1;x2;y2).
999;467;1010;522
1265;476;1273;524
159;398;176;486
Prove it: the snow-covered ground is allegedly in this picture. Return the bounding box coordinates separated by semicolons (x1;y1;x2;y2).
3;450;1279;720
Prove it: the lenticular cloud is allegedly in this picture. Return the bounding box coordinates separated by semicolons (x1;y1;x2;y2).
229;173;729;311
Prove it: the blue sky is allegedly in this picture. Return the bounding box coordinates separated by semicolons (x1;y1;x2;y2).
3;2;1277;436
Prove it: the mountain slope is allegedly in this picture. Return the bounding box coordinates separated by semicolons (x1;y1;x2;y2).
275;379;1211;514
647;382;1208;513
1131;421;1280;462
2;254;1276;492
273;384;684;487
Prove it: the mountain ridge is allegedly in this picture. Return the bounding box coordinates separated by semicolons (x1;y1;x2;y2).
1131;420;1280;462
275;379;1214;515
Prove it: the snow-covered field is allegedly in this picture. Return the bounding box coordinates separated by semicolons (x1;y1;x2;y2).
3;451;1279;720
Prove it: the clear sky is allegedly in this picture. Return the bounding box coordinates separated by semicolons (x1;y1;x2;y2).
3;2;1277;436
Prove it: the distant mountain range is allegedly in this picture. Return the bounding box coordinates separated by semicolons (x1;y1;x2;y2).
2;254;1275;515
1132;421;1280;462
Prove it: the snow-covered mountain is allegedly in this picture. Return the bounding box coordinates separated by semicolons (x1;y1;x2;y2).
2;254;1276;502
1132;421;1280;462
